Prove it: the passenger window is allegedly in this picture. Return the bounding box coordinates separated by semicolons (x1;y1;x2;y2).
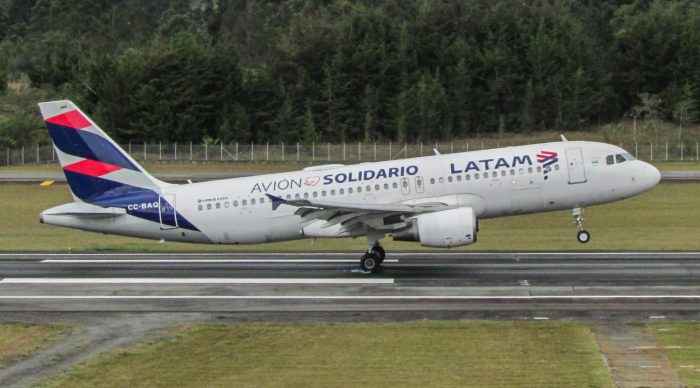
501;170;506;177
392;182;398;189
339;188;344;195
519;168;524;175
375;184;380;191
402;180;408;188
313;191;318;198
224;202;229;208
483;172;488;179
457;175;462;181
466;174;471;181
198;204;203;211
295;193;300;199
528;167;533;174
555;164;560;170
448;176;453;183
606;155;615;165
322;191;327;197
492;171;497;178
383;183;389;190
616;154;626;164
260;198;265;204
304;193;309;199
439;177;444;183
474;174;479;180
357;186;362;193
207;204;211;210
251;199;256;205
537;166;542;173
430;178;435;184
331;189;336;195
510;169;515;176
366;185;371;192
242;199;247;206
349;188;353;194
233;200;238;207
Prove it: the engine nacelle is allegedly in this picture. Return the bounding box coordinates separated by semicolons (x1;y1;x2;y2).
392;207;477;248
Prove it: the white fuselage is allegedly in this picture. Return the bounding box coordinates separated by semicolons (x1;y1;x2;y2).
41;141;661;245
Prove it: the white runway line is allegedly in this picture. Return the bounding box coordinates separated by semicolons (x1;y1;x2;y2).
39;259;399;264
0;278;394;285
0;251;698;258
0;295;700;300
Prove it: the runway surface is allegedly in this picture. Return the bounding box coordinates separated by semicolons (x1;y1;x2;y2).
1;170;698;183
2;251;700;317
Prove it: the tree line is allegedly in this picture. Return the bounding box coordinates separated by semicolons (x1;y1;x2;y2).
0;0;699;146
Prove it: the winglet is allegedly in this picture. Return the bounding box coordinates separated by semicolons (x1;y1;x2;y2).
266;194;286;211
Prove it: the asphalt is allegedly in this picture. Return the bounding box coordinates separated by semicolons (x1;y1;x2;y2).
2;251;700;316
1;170;699;183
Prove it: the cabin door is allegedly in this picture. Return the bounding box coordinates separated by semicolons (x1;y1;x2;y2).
159;193;179;230
565;148;587;184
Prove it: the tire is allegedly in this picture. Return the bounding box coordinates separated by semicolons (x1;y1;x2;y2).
360;253;378;272
577;230;590;244
372;245;386;261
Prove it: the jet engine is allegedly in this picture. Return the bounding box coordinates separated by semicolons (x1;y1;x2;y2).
392;207;477;248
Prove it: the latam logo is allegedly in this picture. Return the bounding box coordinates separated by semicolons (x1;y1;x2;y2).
537;151;558;180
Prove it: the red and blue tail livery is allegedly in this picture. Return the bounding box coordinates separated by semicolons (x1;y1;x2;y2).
39;100;199;232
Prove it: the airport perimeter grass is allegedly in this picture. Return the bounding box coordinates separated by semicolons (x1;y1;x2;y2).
0;323;71;368
653;322;700;386
0;182;697;252
40;321;613;388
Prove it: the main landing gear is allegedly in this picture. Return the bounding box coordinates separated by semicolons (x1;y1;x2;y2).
360;230;386;273
573;207;590;244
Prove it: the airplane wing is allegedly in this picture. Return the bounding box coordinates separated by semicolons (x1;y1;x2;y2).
265;194;448;233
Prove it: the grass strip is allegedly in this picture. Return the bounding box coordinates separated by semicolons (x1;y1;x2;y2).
0;323;72;368
652;322;700;386
39;321;613;388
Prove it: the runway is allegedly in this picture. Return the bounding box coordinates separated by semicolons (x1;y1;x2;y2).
2;251;700;317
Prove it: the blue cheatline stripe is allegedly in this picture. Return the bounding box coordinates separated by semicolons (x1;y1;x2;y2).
46;122;139;171
63;171;199;232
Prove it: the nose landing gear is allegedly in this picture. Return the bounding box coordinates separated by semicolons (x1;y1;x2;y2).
573;207;590;243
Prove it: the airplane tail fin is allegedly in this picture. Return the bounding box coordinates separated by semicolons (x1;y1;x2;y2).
38;100;172;204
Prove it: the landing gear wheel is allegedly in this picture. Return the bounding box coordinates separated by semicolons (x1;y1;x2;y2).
360;252;379;273
577;230;590;244
371;245;386;262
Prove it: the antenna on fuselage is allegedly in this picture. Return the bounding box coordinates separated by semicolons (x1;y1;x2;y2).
560;134;568;142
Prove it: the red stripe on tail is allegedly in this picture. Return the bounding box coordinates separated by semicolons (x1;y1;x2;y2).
45;110;92;129
63;159;123;177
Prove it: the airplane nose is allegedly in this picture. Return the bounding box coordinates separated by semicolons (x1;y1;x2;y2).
643;162;661;188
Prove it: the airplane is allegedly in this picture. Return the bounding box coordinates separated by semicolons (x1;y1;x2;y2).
38;100;661;272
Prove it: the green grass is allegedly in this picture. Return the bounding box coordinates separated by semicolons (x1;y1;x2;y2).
0;323;72;368
1;182;698;251
39;321;613;388
652;322;700;386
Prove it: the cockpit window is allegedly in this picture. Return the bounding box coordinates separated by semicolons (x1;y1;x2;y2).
622;152;636;161
606;155;615;165
615;154;626;164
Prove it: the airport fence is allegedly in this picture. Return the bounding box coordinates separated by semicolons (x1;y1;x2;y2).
2;140;699;166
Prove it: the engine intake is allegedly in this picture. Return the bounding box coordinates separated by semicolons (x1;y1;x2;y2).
393;207;477;248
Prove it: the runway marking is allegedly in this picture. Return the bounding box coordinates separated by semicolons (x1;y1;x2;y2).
39;259;399;264
0;278;394;285
1;295;700;300
0;252;698;258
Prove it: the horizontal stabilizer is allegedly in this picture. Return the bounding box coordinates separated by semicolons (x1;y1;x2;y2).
41;202;127;218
